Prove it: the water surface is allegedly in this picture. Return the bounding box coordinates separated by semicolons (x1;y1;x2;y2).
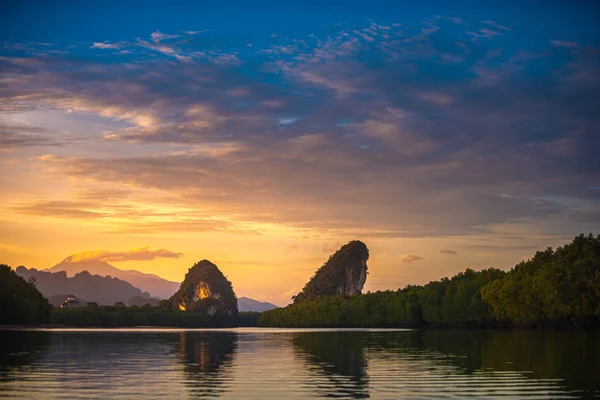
1;328;598;399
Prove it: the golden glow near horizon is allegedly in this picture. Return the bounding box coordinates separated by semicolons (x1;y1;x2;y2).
0;139;589;306
0;141;589;306
2;17;597;307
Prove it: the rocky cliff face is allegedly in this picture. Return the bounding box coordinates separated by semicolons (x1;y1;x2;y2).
170;260;238;320
293;240;369;303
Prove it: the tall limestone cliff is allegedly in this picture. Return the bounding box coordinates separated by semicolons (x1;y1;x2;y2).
294;240;369;303
170;260;238;321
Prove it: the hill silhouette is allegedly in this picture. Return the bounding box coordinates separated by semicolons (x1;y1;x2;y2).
238;297;278;312
15;266;151;306
47;258;179;299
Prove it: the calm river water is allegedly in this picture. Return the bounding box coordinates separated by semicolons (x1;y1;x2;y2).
0;328;598;399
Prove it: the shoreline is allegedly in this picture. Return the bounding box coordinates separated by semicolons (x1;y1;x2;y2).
0;326;415;333
2;325;596;332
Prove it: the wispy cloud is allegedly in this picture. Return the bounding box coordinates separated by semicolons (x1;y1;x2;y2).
482;20;511;31
277;117;300;127
91;42;119;49
64;247;183;263
0;122;59;152
551;40;583;50
150;31;180;43
0;18;598;241
136;38;189;61
184;30;208;35
11;200;111;219
440;249;458;256
401;254;423;264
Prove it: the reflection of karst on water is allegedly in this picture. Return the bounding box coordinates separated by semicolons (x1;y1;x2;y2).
292;332;369;399
178;331;237;397
0;330;598;398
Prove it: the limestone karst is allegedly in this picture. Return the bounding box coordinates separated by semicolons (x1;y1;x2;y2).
293;240;369;303
170;260;238;321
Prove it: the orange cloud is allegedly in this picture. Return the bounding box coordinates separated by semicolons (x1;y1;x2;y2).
401;254;423;264
65;247;182;263
440;249;458;255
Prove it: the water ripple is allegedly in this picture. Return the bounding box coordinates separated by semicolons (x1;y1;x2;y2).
0;329;598;399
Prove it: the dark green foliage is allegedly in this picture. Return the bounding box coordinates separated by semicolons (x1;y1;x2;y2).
415;268;506;327
294;240;369;303
481;233;600;327
51;305;214;327
259;292;423;327
51;307;261;328
261;234;600;329
259;268;503;328
237;312;260;327
0;264;51;325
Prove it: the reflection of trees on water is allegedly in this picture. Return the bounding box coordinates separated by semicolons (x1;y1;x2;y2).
178;331;237;398
368;330;600;399
1;329;597;398
418;330;599;397
292;332;369;399
478;330;600;399
0;331;51;381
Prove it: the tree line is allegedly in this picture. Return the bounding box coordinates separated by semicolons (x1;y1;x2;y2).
51;305;216;327
259;234;600;328
3;234;599;328
1;264;51;325
1;263;256;327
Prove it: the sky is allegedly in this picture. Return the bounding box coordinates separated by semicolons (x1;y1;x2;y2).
1;0;599;306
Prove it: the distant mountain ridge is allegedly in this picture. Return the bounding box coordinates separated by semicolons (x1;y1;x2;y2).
47;259;180;299
238;297;278;312
15;267;150;306
41;256;279;312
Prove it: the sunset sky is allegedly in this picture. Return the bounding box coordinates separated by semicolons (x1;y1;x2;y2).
1;1;599;305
